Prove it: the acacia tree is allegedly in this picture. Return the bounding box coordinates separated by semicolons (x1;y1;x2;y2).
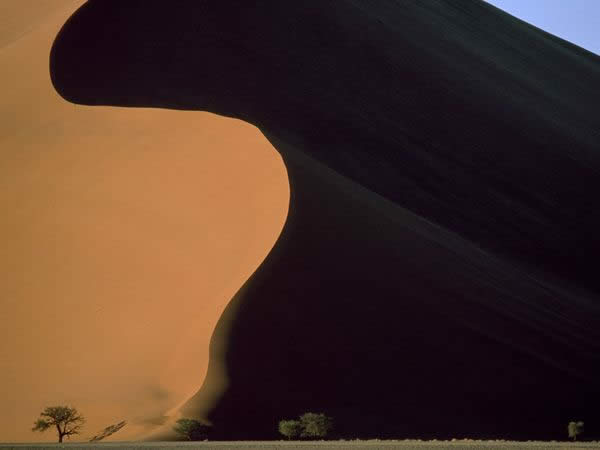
568;421;584;441
32;406;85;443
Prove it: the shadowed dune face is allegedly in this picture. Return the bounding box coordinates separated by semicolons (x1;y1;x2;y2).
51;0;600;441
52;0;600;293
1;0;288;442
50;0;251;116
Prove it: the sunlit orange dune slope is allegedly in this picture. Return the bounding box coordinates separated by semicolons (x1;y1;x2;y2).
0;1;288;443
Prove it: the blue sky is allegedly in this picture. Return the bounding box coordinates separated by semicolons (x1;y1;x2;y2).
485;0;600;55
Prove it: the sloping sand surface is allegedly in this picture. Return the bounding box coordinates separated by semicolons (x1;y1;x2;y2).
0;0;80;49
48;0;600;441
0;1;288;442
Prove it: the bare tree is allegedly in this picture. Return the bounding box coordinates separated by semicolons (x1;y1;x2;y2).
89;420;126;442
32;406;85;442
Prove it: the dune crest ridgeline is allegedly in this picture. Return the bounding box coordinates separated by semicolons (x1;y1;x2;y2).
51;0;600;440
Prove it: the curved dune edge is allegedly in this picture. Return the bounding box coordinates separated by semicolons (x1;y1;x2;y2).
48;0;600;442
0;1;289;443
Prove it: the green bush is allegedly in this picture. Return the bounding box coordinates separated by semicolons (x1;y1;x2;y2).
299;412;333;438
568;421;584;441
278;419;302;440
278;412;333;440
173;418;211;441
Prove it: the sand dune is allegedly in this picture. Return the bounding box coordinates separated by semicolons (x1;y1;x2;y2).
50;0;600;442
0;1;288;442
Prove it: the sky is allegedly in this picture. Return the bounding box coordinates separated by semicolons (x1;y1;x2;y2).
486;0;600;55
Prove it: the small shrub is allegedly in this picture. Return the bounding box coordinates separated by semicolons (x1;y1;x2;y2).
173;418;211;441
278;419;302;440
568;421;584;441
299;412;333;439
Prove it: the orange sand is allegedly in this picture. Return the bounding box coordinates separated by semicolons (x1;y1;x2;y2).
0;1;289;442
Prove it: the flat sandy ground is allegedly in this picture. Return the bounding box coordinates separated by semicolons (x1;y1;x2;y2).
2;441;599;449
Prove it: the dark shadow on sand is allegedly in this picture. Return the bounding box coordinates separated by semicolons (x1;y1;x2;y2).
50;0;600;441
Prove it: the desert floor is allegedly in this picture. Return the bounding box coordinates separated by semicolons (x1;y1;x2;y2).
1;441;599;449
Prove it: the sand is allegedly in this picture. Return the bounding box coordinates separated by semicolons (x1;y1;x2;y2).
0;1;288;443
48;0;600;441
1;440;599;449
